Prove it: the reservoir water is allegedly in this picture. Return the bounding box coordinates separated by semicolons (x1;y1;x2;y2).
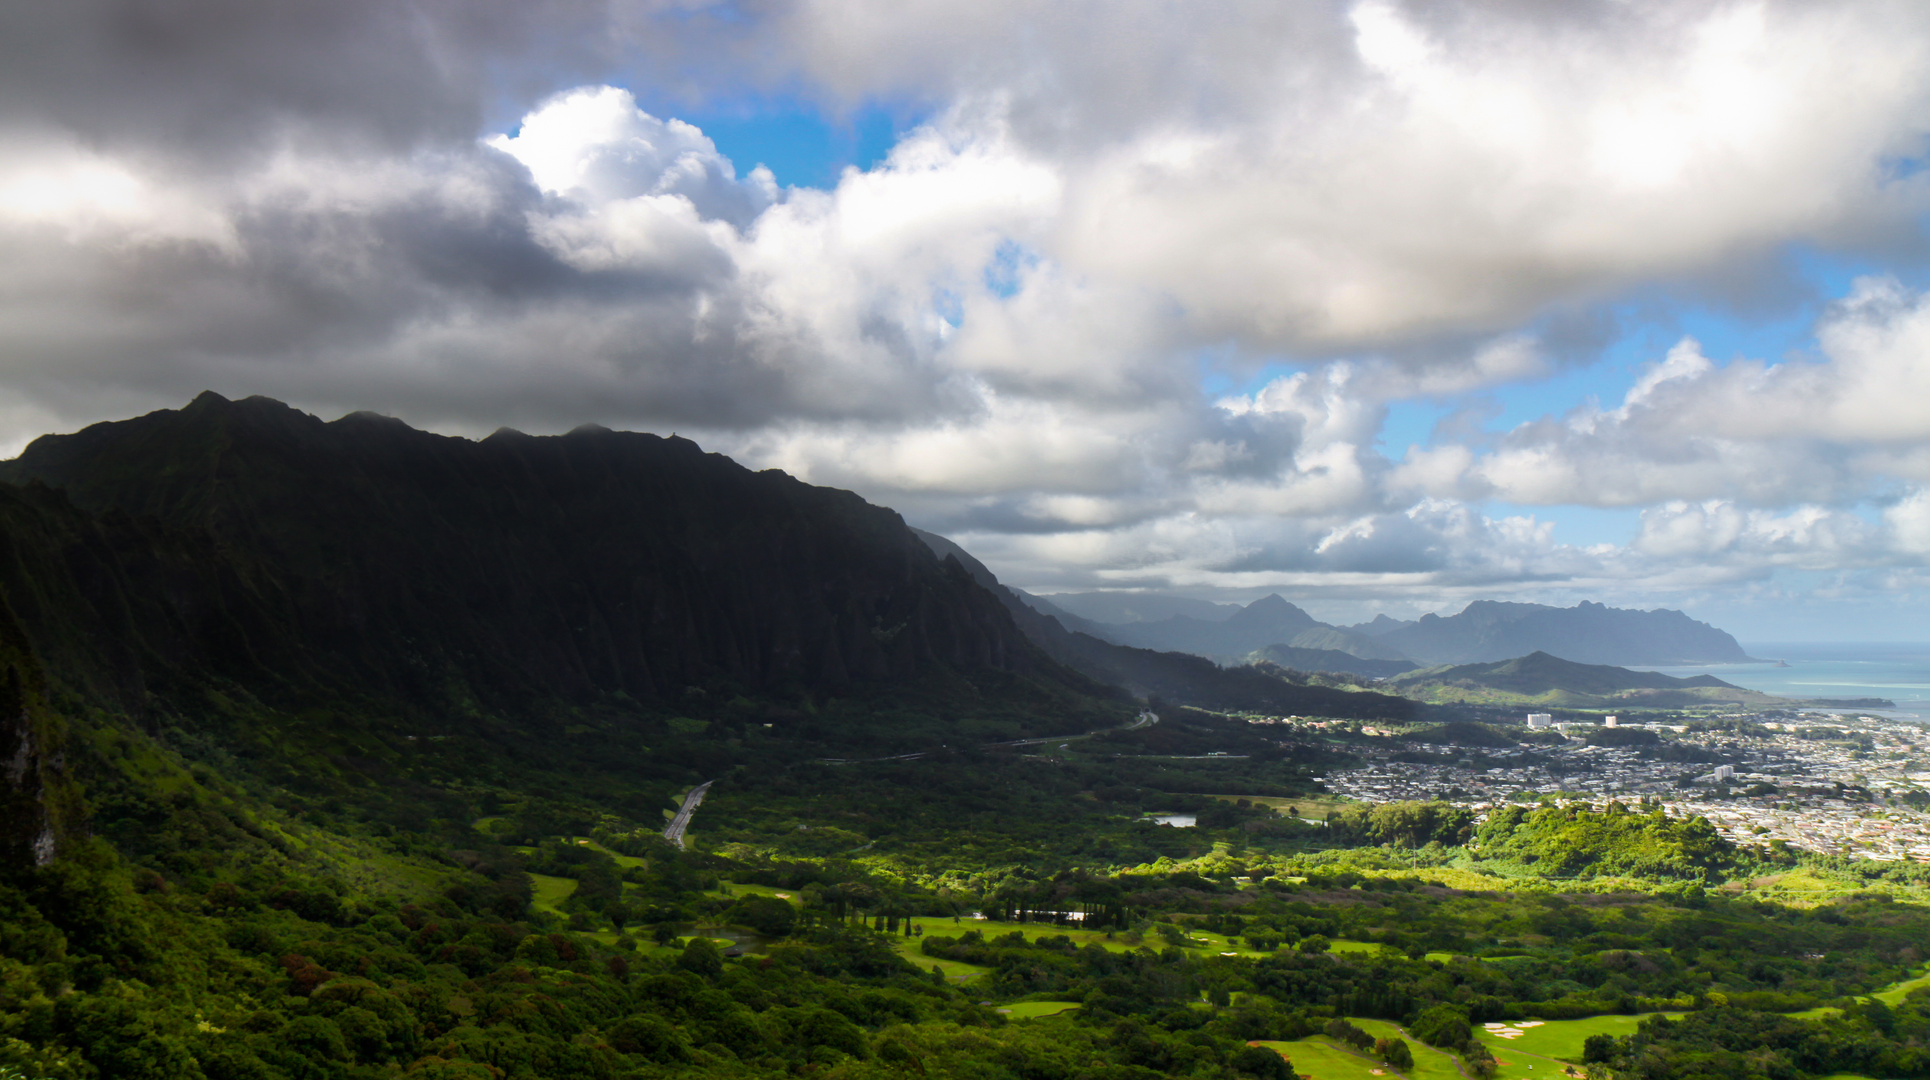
1636;641;1930;719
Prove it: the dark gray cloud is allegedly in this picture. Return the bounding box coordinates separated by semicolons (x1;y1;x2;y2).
0;0;617;156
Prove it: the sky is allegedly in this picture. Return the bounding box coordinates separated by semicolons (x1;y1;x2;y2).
3;2;1930;641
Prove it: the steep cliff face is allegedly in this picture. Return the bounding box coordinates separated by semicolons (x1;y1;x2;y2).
0;593;73;869
0;394;1083;726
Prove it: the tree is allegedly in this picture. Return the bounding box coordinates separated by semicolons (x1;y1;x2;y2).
1297;935;1330;954
1463;1038;1498;1079
1233;1045;1295;1080
604;900;632;930
1581;1034;1617;1064
1376;1037;1413;1071
1325;1020;1373;1050
677;937;723;978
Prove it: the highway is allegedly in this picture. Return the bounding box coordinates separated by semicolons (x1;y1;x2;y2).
662;780;714;849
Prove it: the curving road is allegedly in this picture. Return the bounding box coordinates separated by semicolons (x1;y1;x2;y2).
662;780;714;849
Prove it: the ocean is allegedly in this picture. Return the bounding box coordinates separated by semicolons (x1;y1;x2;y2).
1638;641;1930;720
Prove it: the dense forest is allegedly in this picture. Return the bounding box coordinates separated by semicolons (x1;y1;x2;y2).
0;398;1926;1080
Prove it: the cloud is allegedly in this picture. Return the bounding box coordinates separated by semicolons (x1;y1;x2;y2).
1382;277;1930;512
2;0;1930;623
743;0;1930;350
489;86;777;227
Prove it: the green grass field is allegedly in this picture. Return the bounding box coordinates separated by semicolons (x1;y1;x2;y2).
1252;1037;1391;1080
998;1002;1083;1019
891;918;1386;970
1874;967;1930;1006
529;873;577;916
1474;1014;1683;1077
1793;964;1930;1020
1349;1020;1464;1080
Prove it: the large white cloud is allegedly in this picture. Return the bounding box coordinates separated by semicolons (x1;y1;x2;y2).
1382;277;1930;513
3;0;1930;626
739;0;1930;350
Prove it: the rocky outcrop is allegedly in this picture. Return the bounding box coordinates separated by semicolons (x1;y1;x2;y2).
0;596;65;869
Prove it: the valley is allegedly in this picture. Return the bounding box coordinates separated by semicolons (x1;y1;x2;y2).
0;397;1925;1080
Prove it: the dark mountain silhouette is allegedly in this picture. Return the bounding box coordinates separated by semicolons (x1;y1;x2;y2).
1376;600;1755;666
0;394;1113;742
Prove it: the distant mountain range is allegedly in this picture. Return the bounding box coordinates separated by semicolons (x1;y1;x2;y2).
912;531;1416;719
1360;600;1758;667
1031;591;1757;673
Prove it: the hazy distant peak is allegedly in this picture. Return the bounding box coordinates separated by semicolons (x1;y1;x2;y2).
1224;593;1319;631
1033;591;1242;625
1379;600;1753;667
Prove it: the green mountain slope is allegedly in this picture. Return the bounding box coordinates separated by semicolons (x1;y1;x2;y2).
1245;643;1416;679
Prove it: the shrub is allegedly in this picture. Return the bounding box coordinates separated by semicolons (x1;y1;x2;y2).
1374;1037;1413;1070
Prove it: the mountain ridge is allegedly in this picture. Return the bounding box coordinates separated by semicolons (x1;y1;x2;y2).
1032;590;1756;669
0;393;1111;727
909;529;1417;719
1378;599;1757;666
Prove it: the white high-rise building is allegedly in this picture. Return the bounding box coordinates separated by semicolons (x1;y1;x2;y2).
1526;713;1553;729
1604;715;1618;728
1714;765;1734;781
